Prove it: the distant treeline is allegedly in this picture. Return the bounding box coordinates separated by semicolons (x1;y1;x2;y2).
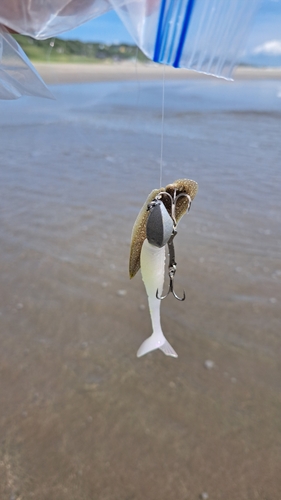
14;34;149;63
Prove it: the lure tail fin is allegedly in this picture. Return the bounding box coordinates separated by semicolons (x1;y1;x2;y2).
137;333;178;358
159;340;178;357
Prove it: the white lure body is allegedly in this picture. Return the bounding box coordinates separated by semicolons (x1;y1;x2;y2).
137;238;178;358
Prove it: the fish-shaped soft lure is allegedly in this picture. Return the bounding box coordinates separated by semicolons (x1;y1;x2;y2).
129;179;198;358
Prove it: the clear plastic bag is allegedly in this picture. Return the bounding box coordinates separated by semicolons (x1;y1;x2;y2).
0;25;53;99
0;0;112;99
0;0;112;39
111;0;261;79
0;0;261;99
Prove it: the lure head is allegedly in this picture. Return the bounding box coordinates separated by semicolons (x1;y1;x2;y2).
146;199;174;248
129;178;198;278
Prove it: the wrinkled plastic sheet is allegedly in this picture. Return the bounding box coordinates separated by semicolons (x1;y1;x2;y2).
0;0;261;100
0;0;112;39
112;0;261;79
0;25;53;99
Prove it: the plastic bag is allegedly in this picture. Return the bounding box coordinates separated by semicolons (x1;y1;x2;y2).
111;0;261;79
0;0;261;99
0;25;53;99
0;0;112;39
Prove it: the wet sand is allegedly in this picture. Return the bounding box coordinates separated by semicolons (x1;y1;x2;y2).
33;61;281;85
0;77;281;499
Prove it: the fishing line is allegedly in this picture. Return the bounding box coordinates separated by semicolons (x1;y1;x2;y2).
159;65;166;188
134;47;139;80
134;46;141;112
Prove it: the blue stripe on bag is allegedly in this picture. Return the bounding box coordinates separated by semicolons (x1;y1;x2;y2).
173;0;196;67
154;0;196;66
165;0;184;64
153;0;167;62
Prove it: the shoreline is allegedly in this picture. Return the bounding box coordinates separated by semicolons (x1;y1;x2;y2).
33;61;281;85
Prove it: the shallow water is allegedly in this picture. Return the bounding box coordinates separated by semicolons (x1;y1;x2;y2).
0;78;281;499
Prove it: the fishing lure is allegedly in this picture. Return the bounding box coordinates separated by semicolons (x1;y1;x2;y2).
129;179;198;358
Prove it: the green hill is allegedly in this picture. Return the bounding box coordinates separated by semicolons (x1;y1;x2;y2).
14;35;148;64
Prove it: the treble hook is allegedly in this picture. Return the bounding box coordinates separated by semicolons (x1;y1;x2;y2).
155;190;192;226
151;188;191;301
156;231;186;301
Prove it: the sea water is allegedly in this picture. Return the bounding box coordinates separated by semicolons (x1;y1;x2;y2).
0;77;280;347
0;77;280;498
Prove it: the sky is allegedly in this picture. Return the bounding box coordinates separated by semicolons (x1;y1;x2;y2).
243;0;281;64
59;0;281;66
59;10;134;46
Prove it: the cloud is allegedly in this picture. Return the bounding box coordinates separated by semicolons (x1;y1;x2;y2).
253;40;281;55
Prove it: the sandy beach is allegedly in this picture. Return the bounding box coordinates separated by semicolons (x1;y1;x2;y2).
33;60;281;85
0;69;281;500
